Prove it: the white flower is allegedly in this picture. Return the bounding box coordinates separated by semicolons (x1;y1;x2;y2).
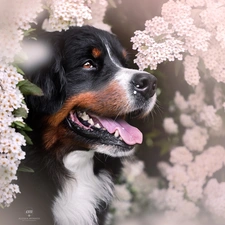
195;145;225;177
0;27;23;64
162;0;193;37
187;83;205;113
131;173;158;197
183;55;200;86
170;146;193;166
145;17;170;37
204;179;225;219
185;0;205;7
122;160;144;183
167;165;189;191
0;184;20;207
149;189;167;210
164;188;184;210
157;161;172;178
174;91;189;112
0;62;27;207
216;24;225;49
211;63;225;83
163;117;178;134
179;114;195;127
163;200;199;222
114;184;132;202
187;161;207;184
199;105;223;132
200;1;225;31
0;157;9;167
131;29;185;70
175;199;199;219
43;0;93;31
185;27;210;55
201;44;222;71
182;126;208;152
2;0;43;30
112;201;131;220
0;0;42;63
86;0;110;31
186;181;203;202
213;85;224;110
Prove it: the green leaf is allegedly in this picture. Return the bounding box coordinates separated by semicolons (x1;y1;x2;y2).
145;137;153;147
146;130;161;139
0;204;4;209
23;28;36;37
17;80;44;96
22;124;33;132
12;121;26;128
18;165;34;173
16;67;25;75
154;139;171;156
160;144;170;156
13;107;28;119
20;130;33;145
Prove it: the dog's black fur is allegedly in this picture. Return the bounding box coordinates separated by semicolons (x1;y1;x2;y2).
0;26;157;225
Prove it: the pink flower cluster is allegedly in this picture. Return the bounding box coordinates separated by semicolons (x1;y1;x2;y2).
131;0;225;86
159;80;225;223
150;145;225;223
43;0;109;32
131;17;185;70
0;0;42;63
43;0;93;31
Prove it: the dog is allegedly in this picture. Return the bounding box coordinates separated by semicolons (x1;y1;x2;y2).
1;26;157;225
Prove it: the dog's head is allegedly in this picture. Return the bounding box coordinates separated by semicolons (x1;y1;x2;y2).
25;26;157;157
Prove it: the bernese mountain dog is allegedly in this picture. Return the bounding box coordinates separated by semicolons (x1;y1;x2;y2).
1;26;157;225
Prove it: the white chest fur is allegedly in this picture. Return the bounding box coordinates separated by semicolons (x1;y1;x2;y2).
52;151;113;225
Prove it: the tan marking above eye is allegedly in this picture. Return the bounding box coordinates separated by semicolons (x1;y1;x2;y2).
83;61;93;69
92;48;102;58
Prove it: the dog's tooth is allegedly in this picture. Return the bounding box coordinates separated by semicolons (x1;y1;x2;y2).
114;130;119;138
119;136;122;140
95;123;101;129
88;118;94;125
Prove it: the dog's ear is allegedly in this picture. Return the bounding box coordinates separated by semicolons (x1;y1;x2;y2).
24;31;67;115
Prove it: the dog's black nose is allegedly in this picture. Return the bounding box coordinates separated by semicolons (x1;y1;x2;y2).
132;73;157;99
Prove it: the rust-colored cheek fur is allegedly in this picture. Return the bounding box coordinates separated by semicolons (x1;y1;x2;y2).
43;81;129;150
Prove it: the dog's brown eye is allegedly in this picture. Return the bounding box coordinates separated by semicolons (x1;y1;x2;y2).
83;61;94;69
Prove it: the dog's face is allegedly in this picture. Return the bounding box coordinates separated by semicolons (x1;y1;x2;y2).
26;26;157;157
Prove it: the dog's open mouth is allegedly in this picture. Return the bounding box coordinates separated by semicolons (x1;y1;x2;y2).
66;110;143;149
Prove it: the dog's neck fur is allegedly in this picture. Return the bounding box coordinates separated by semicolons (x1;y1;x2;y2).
52;151;114;225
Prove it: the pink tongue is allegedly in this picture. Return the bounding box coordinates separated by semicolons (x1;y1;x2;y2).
96;117;143;145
